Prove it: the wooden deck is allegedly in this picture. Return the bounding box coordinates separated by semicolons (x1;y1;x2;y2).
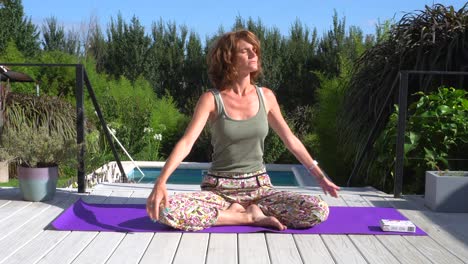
0;184;467;264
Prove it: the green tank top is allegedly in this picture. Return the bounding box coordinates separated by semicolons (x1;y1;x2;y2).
209;86;269;173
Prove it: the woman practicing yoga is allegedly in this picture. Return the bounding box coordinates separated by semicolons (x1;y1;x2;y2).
146;30;340;231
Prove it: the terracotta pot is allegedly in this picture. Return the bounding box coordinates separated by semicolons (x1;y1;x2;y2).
18;166;58;202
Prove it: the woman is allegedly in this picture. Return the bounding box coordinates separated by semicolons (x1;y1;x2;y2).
146;30;340;231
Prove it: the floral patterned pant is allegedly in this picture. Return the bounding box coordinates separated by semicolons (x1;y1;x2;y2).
158;168;329;231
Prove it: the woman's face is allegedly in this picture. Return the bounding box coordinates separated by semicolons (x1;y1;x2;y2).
234;39;258;74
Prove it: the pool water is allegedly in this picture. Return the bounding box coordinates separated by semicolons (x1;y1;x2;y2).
129;168;299;186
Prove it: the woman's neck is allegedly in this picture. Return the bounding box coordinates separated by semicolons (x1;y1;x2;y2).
229;76;252;96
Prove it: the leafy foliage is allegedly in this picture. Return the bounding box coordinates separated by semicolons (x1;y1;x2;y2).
42;17;66;52
105;14;151;82
2;123;77;167
2;92;77;168
311;15;378;184
149;93;189;158
340;4;468;184
5;93;77;140
0;0;40;57
370;87;468;193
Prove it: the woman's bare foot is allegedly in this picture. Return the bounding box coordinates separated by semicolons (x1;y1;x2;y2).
226;203;246;213
246;204;287;231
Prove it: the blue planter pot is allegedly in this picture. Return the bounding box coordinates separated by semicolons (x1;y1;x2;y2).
18;166;58;202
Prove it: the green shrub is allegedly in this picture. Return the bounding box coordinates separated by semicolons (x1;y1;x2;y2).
150;92;189;159
2;123;77;168
264;129;287;163
371;87;468;193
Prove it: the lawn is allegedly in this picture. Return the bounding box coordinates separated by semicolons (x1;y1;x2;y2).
0;176;76;188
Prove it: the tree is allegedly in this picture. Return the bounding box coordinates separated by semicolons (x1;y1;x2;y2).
86;16;107;72
105;14;151;82
0;0;40;57
278;19;319;111
42;16;66;51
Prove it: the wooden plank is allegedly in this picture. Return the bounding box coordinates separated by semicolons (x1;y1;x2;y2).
36;232;98;264
293;235;334;264
304;186;383;196
71;190;133;264
361;194;433;263
105;233;153;264
340;194;372;207
0;201;50;239
71;232;126;264
0;199;9;207
238;233;269;264
36;190;112;264
349;235;399;264
385;196;467;263
104;190;134;204
320;193;346;206
0;200;31;221
404;236;464;264
2;230;70;264
1;184;466;264
127;190;151;204
139;233;181;264
0;193;76;263
321;235;367;264
319;194;367;264
406;195;468;239
81;190;113;203
206;233;237;264
344;194;399;264
172;233;209;264
105;190;154;264
265;233;302;264
377;235;432;264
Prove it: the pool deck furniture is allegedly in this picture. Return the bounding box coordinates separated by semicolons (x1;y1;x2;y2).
0;183;467;264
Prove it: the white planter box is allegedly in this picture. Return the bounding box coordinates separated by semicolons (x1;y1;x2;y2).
0;161;8;183
425;171;468;213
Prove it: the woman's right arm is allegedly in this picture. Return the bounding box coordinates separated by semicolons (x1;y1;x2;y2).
146;91;215;220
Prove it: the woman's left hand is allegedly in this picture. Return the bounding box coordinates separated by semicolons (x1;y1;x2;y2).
318;177;340;198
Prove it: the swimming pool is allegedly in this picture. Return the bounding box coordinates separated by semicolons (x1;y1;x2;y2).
128;168;299;186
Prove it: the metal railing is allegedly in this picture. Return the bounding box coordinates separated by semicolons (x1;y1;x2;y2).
0;63;127;192
347;70;467;198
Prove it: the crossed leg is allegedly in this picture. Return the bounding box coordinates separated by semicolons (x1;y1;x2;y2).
215;203;287;230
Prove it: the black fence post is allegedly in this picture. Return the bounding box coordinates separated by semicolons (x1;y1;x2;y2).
76;64;86;193
394;71;409;198
83;70;127;182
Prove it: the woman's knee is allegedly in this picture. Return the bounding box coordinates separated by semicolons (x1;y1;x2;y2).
157;202;219;231
284;196;330;228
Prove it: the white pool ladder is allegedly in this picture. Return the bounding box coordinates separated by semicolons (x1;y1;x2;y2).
106;125;146;182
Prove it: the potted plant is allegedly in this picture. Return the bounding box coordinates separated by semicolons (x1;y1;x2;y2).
425;170;468;213
2;124;77;201
2;92;77;201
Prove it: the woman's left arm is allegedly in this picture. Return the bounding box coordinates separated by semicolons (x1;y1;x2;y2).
262;88;340;197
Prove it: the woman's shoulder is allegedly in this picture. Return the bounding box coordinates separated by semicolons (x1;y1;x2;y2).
196;90;217;111
198;90;216;104
258;86;277;101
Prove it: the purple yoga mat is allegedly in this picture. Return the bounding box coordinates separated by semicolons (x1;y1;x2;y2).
51;199;426;235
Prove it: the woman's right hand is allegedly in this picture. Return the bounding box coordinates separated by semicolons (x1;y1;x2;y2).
146;179;169;221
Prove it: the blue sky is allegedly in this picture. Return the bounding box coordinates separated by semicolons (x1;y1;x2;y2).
22;0;466;39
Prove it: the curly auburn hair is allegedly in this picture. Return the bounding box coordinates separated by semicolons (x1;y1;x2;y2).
207;30;262;90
